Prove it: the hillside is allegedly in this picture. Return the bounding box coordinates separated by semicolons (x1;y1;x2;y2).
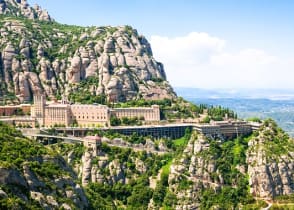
0;0;176;103
0;121;89;209
166;119;294;209
0;0;293;209
0;0;52;21
0;120;293;209
0;121;174;209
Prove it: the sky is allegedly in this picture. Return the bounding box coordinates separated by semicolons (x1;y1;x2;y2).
27;0;294;89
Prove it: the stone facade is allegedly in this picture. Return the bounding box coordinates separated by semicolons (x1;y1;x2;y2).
83;135;101;156
71;104;110;127
0;104;31;116
111;105;160;122
44;104;71;127
194;120;254;139
13;117;36;128
30;95;161;127
31;95;45;126
31;95;109;127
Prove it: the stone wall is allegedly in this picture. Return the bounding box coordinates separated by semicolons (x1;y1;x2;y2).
111;105;160;121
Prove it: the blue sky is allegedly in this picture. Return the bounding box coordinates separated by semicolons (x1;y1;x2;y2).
28;0;294;89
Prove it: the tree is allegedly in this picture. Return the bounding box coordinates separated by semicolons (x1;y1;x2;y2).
163;191;177;207
127;186;153;208
110;116;121;126
201;116;211;123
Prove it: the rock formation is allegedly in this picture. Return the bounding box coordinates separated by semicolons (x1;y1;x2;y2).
0;0;176;102
166;121;294;209
0;0;293;209
0;0;52;21
246;120;294;200
1;118;294;209
168;134;222;209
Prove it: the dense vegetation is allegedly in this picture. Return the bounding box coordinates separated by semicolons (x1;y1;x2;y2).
0;116;293;209
110;116;144;126
67;76;107;104
86;173;153;209
0;122;76;208
0;122;48;169
199;135;255;209
83;128;192;209
84;143;173;209
260;119;294;159
111;97;237;122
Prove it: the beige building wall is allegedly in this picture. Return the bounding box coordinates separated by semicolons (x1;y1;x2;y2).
44;105;71;127
70;104;110;127
14;118;36;128
0;104;31;116
112;105;160;121
83;135;101;156
31;94;161;127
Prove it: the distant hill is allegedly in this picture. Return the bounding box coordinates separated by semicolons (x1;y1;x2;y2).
175;87;294;100
176;87;294;136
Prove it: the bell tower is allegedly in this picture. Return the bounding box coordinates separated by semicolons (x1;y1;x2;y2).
32;94;45;126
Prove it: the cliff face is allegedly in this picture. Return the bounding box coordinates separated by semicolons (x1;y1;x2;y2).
0;0;176;103
0;122;89;209
0;0;51;21
246;120;294;199
166;120;294;209
0;120;293;209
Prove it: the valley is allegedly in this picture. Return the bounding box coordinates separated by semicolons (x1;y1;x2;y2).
176;87;294;137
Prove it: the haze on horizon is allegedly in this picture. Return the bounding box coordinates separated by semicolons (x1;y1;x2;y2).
28;0;294;90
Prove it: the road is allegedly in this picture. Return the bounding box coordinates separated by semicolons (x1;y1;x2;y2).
24;133;167;155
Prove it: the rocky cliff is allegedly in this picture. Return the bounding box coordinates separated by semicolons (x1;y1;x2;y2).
0;119;293;209
0;0;51;21
247;119;294;200
53;136;170;209
0;0;175;103
168;133;223;209
0;122;89;209
166;119;294;209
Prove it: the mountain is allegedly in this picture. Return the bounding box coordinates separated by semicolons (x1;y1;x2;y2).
0;121;89;209
0;121;171;209
175;87;294;100
0;0;52;21
1;120;293;209
0;1;293;209
0;0;176;103
166;119;294;209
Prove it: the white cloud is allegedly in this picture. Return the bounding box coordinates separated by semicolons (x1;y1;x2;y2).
150;32;294;89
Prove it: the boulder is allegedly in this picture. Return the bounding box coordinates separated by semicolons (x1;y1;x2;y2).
0;168;28;189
